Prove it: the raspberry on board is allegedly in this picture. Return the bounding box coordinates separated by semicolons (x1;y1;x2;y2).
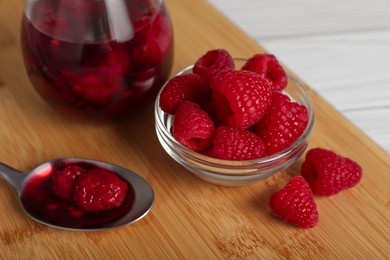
159;73;210;114
256;92;308;155
301;148;363;196
242;53;288;93
172;101;215;151
210;69;272;129
208;126;266;160
269;176;319;228
193;49;234;80
51;165;85;201
73;168;129;212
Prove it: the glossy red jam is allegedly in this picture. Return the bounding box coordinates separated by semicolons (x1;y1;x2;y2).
21;0;173;121
20;161;134;229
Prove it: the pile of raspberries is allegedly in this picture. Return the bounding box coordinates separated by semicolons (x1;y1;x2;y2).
159;49;306;160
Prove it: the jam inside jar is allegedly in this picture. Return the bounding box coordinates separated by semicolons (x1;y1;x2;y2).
21;0;174;121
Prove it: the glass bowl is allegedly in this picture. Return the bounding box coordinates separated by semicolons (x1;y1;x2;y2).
154;59;315;185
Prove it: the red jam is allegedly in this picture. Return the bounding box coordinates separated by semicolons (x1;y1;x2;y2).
20;161;134;229
21;0;174;121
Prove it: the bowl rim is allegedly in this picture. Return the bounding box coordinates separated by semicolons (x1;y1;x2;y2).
154;58;315;170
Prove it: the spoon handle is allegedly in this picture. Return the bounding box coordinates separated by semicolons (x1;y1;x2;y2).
0;163;26;192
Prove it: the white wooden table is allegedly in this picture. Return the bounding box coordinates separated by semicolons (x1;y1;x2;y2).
208;0;390;154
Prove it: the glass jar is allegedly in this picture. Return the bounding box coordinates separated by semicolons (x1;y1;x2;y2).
21;0;174;121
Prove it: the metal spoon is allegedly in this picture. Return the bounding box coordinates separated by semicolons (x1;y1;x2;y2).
0;158;154;231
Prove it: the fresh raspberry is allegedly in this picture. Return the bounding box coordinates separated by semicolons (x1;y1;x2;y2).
159;73;210;114
193;49;234;80
73;168;128;212
172;101;215;151
210;69;272;128
301;148;363;196
256;92;308;155
208;127;266;160
202;91;233;127
242;54;288;92
51;165;85;201
269;176;319;228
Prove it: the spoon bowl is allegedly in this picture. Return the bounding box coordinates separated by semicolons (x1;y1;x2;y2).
0;158;154;231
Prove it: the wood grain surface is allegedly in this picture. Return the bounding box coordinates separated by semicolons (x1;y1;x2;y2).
1;0;390;259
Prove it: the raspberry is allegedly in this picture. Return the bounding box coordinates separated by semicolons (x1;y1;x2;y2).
51;165;85;201
209;127;265;160
145;13;172;65
301;148;363;196
159;73;210;114
73;168;128;212
256;92;308;155
193;49;234;80
203;91;233;127
72;73;116;105
210;69;272;128
269;176;319;228
242;54;288;92
103;45;132;77
172;101;215;151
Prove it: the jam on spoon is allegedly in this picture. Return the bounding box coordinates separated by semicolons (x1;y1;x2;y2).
0;158;154;231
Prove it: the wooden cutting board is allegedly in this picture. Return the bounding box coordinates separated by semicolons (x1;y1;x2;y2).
1;0;389;258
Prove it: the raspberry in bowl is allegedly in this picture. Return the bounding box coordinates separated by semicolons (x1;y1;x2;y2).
155;50;315;185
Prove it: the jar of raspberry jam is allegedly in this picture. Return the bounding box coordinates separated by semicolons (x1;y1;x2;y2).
21;0;174;121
